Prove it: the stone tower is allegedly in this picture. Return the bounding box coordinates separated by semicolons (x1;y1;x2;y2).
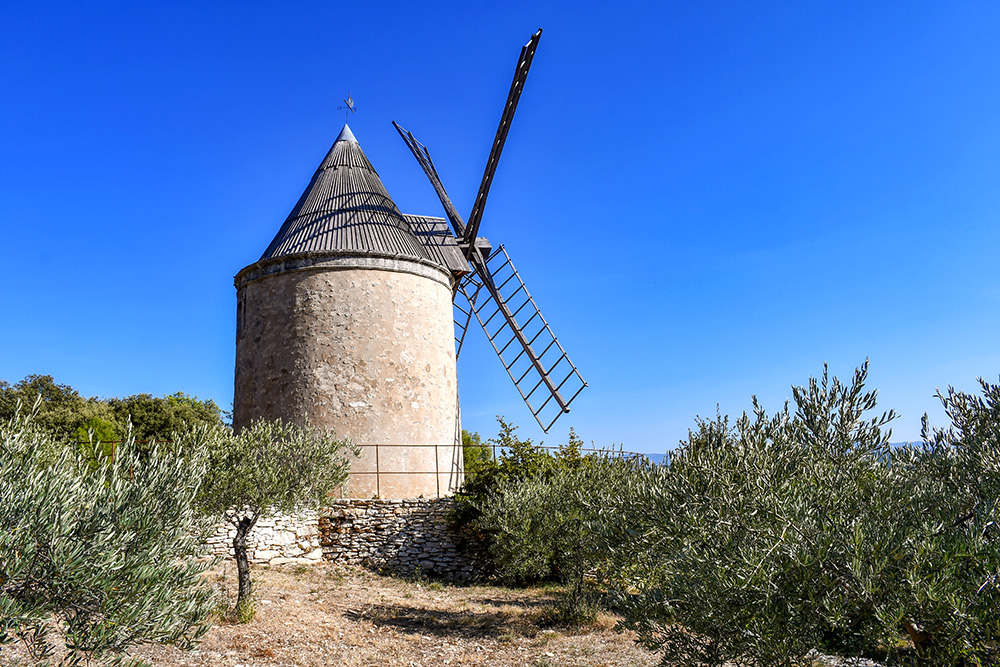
234;125;469;498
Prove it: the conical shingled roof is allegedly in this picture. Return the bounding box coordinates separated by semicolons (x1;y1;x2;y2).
259;125;434;264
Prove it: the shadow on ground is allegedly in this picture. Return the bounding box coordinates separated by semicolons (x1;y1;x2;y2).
348;602;551;639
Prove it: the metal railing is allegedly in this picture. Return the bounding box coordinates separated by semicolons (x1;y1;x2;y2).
345;443;455;498
478;442;647;462
343;442;650;499
75;440;652;499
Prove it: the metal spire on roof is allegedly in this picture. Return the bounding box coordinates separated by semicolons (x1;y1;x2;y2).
334;124;357;144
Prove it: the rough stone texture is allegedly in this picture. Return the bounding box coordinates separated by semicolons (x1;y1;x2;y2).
204;509;324;565
233;256;462;498
319;498;487;581
204;499;487;580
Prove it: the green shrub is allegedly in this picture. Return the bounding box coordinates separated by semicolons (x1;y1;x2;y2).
462;429;492;481
451;417;583;533
73;415;119;444
0;402;216;665
475;455;634;621
603;364;1000;666
107;392;224;443
461;419;635;621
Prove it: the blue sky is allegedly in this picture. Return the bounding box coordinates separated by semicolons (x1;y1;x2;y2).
2;1;998;454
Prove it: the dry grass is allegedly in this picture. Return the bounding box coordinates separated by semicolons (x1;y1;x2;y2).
123;564;657;667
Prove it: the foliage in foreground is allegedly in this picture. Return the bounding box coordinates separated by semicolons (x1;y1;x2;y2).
601;363;1000;666
195;419;357;621
475;365;1000;662
0;404;216;666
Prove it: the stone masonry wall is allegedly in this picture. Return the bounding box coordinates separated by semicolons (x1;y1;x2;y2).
205;498;486;580
205;509;324;565
320;498;485;581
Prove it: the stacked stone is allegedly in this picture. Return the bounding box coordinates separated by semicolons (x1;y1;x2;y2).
204;509;324;565
319;498;486;581
202;499;488;579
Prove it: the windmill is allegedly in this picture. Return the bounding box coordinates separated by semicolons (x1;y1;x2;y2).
233;29;585;498
393;29;586;433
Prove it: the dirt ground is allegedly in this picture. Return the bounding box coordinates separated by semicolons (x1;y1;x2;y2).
122;564;655;667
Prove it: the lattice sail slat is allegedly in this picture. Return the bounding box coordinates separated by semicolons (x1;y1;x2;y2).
457;245;587;432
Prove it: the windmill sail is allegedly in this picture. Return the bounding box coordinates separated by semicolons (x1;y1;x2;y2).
453;289;476;359
392;122;467;239
458;245;586;432
463;28;542;255
394;28;586;433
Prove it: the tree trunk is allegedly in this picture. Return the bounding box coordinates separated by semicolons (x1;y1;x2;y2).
903;619;935;656
233;515;257;619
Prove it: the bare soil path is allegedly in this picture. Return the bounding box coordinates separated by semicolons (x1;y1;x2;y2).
132;564;657;667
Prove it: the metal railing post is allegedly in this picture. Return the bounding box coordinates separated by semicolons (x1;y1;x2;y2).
375;444;380;498
435;441;440;498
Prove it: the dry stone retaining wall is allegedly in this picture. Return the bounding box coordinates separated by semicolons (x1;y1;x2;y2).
320;498;485;580
205;498;486;580
205;509;324;565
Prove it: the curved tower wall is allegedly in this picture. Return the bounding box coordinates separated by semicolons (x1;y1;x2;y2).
234;253;461;499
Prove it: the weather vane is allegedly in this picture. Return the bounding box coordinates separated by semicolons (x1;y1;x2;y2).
338;93;356;124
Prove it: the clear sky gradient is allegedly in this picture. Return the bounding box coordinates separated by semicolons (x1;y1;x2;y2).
2;1;998;454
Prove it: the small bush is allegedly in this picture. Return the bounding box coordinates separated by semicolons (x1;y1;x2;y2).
462;429;492;480
451;418;586;533
475;451;636;621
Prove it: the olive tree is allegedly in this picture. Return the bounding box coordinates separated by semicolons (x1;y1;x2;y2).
603;364;1000;666
893;377;1000;659
0;403;216;666
195;419;356;620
